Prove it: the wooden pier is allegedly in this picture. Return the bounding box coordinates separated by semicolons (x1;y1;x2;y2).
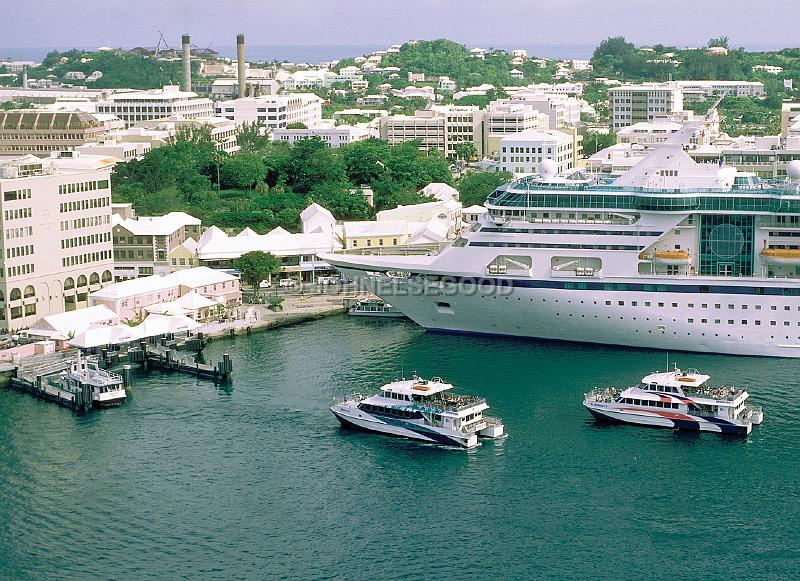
3;333;232;412
124;340;232;383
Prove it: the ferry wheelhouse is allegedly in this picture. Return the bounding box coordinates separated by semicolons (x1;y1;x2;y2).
583;367;763;435
330;375;504;448
324;119;800;358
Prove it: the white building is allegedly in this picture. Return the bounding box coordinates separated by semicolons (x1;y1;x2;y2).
616;121;684;145
214;94;323;129
608;82;684;131
96;85;214;128
0;153;116;331
505;93;582;129
438;76;456;92
499;130;575;175
674;80;764;101
111;210;202;280
510;69;524;80
419;182;459;202
281;70;335;90
271;120;372;148
381;105;485;158
484;101;550;156
753;65;784;75
196;221;342;282
462;204;488;224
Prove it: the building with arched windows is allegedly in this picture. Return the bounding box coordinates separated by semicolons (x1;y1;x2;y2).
0;152;115;331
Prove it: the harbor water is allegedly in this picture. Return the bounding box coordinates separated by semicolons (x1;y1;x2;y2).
0;315;798;579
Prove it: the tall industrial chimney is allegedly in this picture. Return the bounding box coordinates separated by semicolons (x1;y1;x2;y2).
181;34;192;92
237;33;246;98
22;66;28;89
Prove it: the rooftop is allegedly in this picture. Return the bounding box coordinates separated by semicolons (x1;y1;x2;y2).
112;212;201;236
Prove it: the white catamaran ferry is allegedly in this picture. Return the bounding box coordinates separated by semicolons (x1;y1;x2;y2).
324;118;800;358
330;375;504;448
583;367;763;435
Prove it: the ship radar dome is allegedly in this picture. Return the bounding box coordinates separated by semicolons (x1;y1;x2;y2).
537;158;558;179
787;160;800;180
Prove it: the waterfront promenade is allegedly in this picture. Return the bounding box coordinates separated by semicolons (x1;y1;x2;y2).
200;286;366;338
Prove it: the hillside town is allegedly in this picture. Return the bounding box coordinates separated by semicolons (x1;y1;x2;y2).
2;35;800;347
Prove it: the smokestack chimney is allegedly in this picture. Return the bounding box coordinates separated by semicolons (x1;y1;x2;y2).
182;34;192;92
22;66;28;89
237;33;246;98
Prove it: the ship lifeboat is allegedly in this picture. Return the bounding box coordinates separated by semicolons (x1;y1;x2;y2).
639;250;692;266
760;248;800;264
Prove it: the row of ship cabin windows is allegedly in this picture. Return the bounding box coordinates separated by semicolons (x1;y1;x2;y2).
620;398;680;409
602;300;799;312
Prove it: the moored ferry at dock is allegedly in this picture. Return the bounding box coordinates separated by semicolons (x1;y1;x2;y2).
583;367;763;435
330;375;504;448
50;352;127;408
324;116;800;358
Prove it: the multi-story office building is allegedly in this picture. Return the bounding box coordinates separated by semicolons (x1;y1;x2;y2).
608;82;684;131
781;102;800;138
111;205;202;281
674;80;764;101
506;92;582;129
214;94;323;129
498;130;576;175
0;153;115;331
0;110;124;157
484;101;550;157
272;120;372;148
96;85;214;128
381;105;485;158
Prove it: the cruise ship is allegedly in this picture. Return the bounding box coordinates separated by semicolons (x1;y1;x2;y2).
324;123;800;358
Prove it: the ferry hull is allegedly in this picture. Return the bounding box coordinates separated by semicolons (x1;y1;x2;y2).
334;266;800;358
330;406;476;448
585;403;751;435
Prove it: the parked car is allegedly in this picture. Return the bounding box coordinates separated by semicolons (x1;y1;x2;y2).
316;276;337;285
259;280;273;289
279;278;297;288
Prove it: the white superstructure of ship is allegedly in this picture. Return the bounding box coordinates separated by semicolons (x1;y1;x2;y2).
324;116;800;358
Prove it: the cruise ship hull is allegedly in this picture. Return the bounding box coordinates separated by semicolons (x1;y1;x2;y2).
331;266;800;358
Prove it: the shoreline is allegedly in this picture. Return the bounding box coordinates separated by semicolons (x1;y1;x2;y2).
201;302;347;340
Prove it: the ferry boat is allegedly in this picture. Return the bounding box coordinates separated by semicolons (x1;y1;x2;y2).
323;113;800;358
583;367;763;435
330;375;505;448
51;352;127;408
347;297;405;317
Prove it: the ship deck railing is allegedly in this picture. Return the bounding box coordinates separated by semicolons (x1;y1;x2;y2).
409;395;486;414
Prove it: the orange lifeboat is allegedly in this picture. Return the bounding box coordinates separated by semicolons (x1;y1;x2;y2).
761;248;800;264
640;250;692;265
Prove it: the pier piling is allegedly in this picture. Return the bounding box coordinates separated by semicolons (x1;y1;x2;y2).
122;365;132;388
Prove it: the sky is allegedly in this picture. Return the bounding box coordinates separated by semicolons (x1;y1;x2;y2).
1;0;798;49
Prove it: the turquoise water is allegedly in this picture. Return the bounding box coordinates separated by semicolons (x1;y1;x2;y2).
1;315;798;579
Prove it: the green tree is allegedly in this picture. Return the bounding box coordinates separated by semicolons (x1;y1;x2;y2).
219;153;266;190
583;131;617;155
233;251;282;300
237;121;268;151
456;171;513;208
455;140;478;162
708;36;730;49
286;122;308;129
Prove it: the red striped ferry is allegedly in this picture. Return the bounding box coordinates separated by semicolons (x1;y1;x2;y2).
583;367;763;435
